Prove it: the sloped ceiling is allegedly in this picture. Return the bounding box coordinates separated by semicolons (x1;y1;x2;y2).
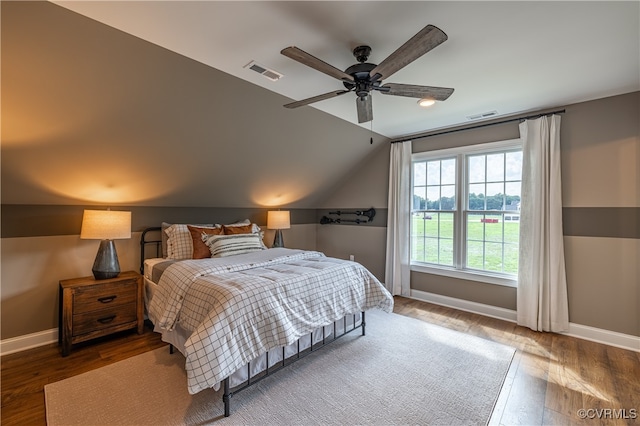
3;1;639;209
51;1;640;138
1;1;389;208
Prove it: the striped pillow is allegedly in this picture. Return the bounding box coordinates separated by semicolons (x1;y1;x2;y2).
202;233;265;258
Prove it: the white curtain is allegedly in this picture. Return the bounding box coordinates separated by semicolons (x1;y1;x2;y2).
385;140;412;296
517;115;569;332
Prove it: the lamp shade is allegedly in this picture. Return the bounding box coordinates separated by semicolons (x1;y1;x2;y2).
267;211;291;230
80;210;131;240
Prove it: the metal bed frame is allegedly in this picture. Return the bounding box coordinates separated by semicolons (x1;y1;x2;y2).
140;226;366;417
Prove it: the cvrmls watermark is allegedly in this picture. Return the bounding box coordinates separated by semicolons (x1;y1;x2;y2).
577;408;637;420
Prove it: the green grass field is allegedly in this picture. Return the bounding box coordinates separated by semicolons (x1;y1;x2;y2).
411;213;519;274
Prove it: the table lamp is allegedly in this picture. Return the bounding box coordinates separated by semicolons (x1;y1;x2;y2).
267;210;290;248
80;209;131;279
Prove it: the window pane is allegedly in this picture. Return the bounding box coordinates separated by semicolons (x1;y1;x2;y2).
439;212;454;239
427;161;440;185
504;218;520;243
486;183;504;210
467;213;485;240
468;184;485;210
413;186;426;210
467;240;484;270
468;156;485;183
441;158;456;185
411;233;425;262
484;215;503;242
441;185;455;210
504;243;519;274
486;153;504;182
424;214;439;237
426;186;440;210
414;162;426;186
425;238;439;263
484;242;504;272
439;238;454;266
506;152;522;181
505;181;521;199
412;213;425;236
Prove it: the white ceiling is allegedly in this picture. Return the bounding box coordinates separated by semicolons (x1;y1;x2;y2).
52;1;639;139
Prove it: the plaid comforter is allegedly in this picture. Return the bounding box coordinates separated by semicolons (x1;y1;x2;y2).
148;248;394;394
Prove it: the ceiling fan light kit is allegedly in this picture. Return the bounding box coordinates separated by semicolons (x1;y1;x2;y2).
418;98;436;107
281;24;455;123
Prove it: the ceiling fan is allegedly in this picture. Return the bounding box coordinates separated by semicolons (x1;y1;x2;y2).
281;24;454;124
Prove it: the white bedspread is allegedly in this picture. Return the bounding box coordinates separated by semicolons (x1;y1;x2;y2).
148;248;393;394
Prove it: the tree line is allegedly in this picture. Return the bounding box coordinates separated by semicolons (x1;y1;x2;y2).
413;193;521;211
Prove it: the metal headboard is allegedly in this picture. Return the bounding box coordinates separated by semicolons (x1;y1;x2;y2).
140;226;162;274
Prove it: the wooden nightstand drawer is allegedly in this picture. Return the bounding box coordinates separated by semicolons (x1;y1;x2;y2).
73;280;137;314
72;302;138;336
59;271;144;356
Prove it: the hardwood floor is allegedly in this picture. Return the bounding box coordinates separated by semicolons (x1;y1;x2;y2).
393;297;640;426
2;296;638;425
1;322;165;425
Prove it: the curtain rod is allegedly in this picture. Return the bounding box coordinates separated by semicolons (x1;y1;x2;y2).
390;109;566;143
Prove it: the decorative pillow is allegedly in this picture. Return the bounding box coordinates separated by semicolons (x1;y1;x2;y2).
222;224;253;235
164;223;217;259
222;220;267;248
202;233;265;258
188;225;224;259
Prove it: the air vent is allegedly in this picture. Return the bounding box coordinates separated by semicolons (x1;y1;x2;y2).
244;61;283;82
466;110;498;121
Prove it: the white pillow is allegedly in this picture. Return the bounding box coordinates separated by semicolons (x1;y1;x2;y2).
203;233;265;258
165;223;218;259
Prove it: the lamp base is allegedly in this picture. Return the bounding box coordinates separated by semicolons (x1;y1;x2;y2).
92;239;121;280
272;229;285;248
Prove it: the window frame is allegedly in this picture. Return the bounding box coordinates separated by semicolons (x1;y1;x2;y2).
411;138;522;287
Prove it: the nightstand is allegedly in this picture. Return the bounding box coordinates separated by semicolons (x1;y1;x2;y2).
59;271;144;356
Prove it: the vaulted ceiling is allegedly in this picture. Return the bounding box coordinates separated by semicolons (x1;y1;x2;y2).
52;1;640;138
2;1;639;209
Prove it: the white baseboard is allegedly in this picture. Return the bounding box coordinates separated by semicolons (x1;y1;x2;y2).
565;323;640;352
0;328;58;356
409;289;640;353
410;289;518;323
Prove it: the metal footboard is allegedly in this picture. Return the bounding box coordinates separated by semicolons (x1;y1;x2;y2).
222;311;366;417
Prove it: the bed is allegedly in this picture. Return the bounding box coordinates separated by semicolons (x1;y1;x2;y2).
140;223;394;417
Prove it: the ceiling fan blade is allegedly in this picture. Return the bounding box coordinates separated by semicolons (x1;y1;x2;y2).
356;96;373;123
284;90;351;109
369;25;447;82
378;83;454;101
281;47;354;83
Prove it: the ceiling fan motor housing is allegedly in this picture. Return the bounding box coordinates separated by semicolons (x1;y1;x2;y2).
343;62;380;98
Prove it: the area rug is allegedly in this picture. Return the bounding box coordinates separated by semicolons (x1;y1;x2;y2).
45;310;514;425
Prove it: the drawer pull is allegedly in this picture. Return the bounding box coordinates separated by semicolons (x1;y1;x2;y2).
97;296;117;304
97;315;116;324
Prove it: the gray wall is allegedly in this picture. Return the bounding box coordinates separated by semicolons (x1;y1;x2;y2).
319;91;640;337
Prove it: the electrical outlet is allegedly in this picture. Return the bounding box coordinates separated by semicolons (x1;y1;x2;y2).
349;254;355;261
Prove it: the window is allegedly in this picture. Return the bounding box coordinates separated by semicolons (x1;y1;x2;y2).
411;139;522;286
